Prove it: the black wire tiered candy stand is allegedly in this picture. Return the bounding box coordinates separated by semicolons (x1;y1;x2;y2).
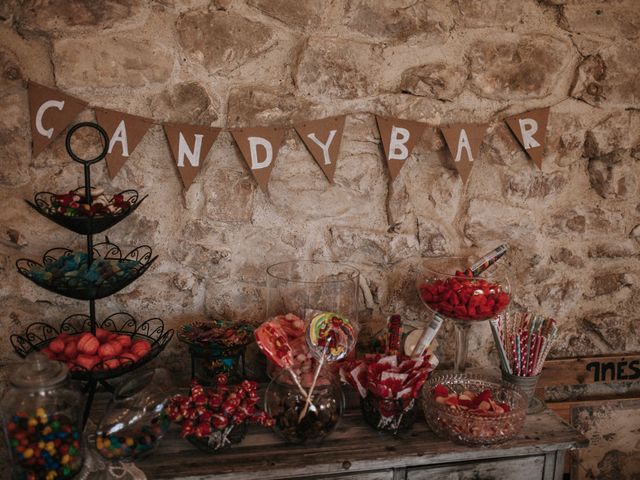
11;122;173;426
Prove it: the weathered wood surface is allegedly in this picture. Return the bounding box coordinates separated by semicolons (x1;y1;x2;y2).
135;405;586;480
539;354;640;388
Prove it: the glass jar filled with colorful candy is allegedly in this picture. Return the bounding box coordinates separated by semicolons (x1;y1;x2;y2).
95;368;172;461
0;353;84;480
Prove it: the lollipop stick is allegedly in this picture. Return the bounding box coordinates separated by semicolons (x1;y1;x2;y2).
286;367;314;403
299;348;326;421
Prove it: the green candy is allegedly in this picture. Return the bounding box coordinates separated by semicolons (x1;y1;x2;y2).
51;420;60;430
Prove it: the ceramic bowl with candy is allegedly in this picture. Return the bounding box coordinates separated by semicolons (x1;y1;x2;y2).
422;373;527;445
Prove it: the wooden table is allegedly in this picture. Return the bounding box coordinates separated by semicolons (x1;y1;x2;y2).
136;404;587;480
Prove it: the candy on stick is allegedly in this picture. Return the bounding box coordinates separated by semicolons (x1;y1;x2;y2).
464;244;508;277
410;313;444;358
300;312;356;420
387;315;401;355
254;321;312;403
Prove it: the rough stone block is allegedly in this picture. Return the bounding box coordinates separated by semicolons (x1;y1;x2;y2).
294;37;383;99
53;36;173;88
400;62;467;101
468;34;574;100
176;10;275;71
247;0;323;30
342;0;453;40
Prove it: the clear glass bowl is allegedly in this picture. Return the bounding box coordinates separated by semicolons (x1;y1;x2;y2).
415;257;511;372
360;394;417;435
95;369;173;461
416;258;511;323
422;373;527;445
186;422;248;453
264;369;344;444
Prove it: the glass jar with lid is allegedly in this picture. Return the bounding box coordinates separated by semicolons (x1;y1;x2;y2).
1;352;84;480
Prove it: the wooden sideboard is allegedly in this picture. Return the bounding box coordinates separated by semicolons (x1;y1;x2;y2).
136;404;587;480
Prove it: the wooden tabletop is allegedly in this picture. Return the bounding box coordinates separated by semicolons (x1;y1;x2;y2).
135;402;587;480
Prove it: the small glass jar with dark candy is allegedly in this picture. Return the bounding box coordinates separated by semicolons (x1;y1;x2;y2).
0;353;84;480
264;369;344;444
95;368;173;461
360;394;417;435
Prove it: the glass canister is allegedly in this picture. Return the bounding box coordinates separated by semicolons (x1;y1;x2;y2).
95;368;172;461
0;353;84;480
264;368;344;444
265;260;360;382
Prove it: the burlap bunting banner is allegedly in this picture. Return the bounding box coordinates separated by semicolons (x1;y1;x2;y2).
440;123;488;184
376;116;427;181
231;127;286;193
26;83;554;193
28;81;88;157
163;123;220;190
95;108;153;179
505;107;550;170
294;116;346;183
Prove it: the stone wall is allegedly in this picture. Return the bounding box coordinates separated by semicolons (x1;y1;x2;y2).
0;0;639;476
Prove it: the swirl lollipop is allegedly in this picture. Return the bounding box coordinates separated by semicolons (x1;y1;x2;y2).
254;321;312;402
299;312;356;420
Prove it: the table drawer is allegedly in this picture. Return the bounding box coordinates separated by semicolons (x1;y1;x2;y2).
407;455;546;480
306;471;394;480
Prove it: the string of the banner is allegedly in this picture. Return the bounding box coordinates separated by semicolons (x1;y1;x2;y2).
27;80;552;191
25;79;555;139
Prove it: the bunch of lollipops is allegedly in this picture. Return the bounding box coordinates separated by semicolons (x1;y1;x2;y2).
255;311;357;422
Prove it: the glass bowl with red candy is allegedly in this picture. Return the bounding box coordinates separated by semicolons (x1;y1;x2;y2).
422;373;527;445
417;261;510;322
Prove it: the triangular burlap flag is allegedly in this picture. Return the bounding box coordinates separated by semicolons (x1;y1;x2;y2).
231;127;286;193
95;108;153;179
375;116;427;181
294;116;346;183
440;123;488;184
505;107;550;170
28;81;88;157
163;123;220;190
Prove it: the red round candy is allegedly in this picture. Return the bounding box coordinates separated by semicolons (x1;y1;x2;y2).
63;340;78;360
49;338;65;354
103;358;120;369
130;340;151;357
98;342;118;359
116;334;132;348
77;333;100;355
95;328;110;341
75;354;100;371
120;352;138;363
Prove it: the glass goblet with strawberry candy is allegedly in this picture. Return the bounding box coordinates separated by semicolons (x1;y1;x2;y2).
416;257;511;373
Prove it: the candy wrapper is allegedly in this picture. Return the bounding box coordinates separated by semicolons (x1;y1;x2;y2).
341;353;437;433
166;375;274;452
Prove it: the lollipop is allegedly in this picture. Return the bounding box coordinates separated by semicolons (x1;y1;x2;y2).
254;321;312;402
300;312;356;420
306;312;356;362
